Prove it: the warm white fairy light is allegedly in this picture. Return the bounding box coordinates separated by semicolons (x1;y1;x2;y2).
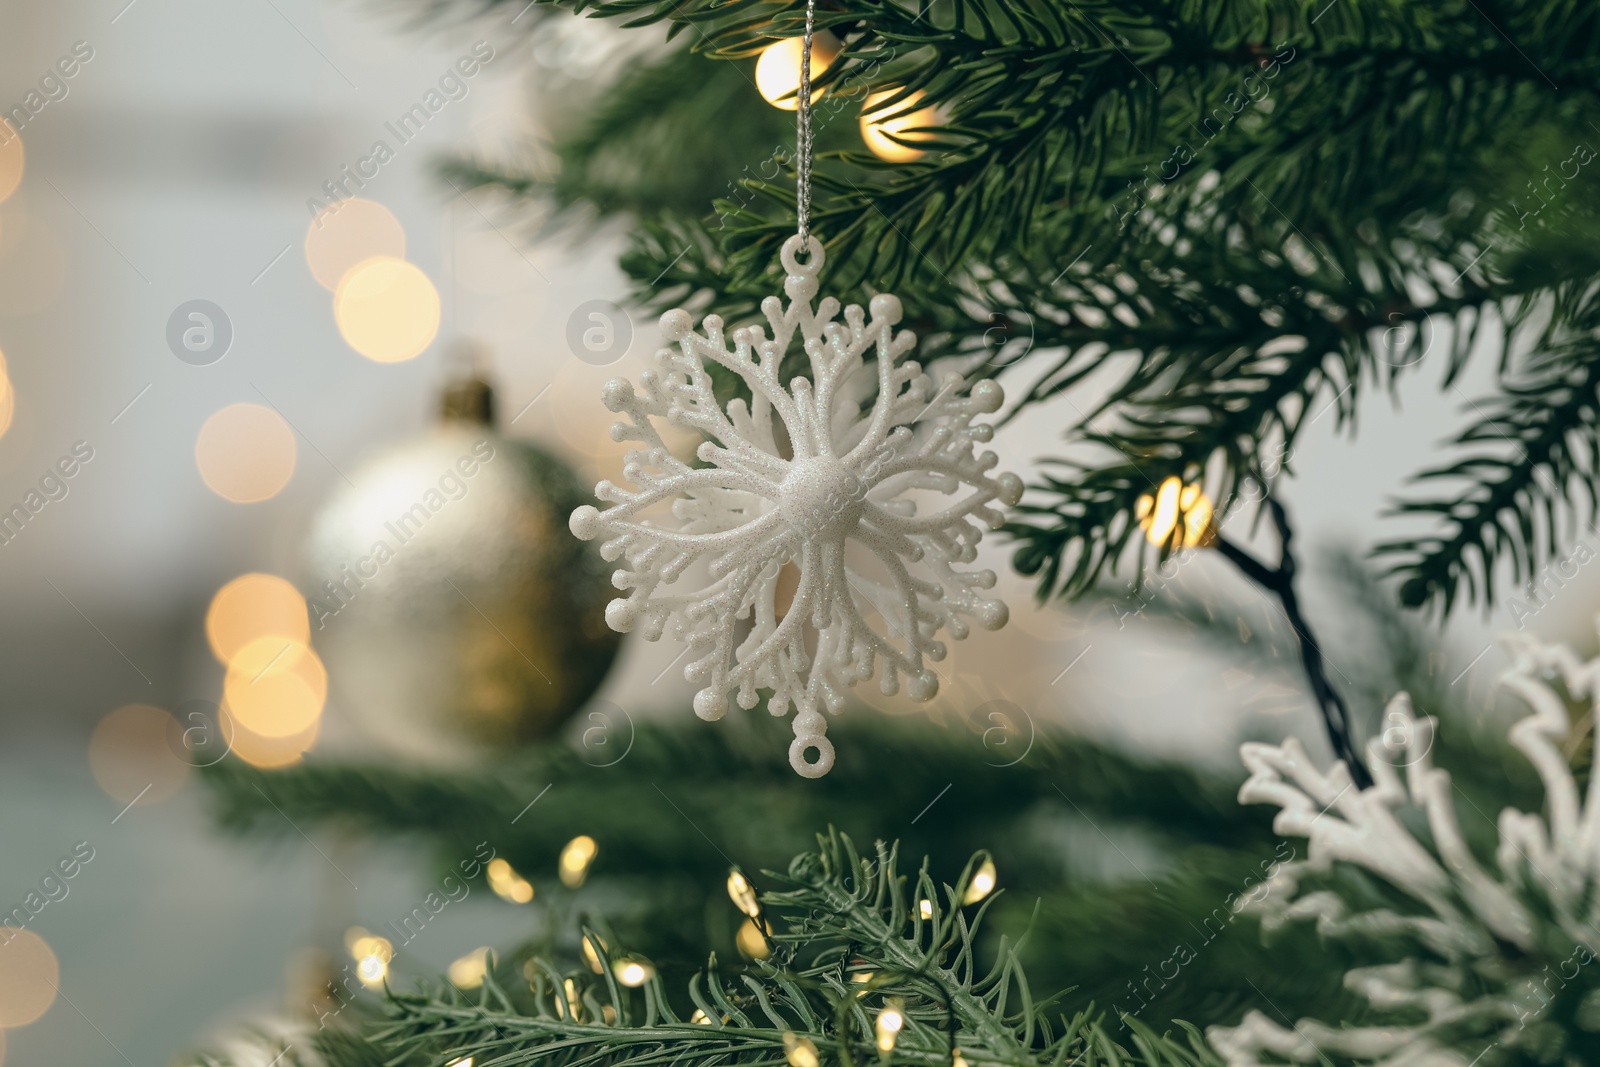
962;858;996;904
486;857;535;904
581;933;608;974
448;947;491;989
356;952;388;985
560;835;599;887
876;1000;905;1053
345;928;394;988
736;917;770;959
860;90;940;162
727;870;761;917
755;32;840;110
563;977;584;1022
614;958;654;987
1134;476;1214;549
784;1032;820;1067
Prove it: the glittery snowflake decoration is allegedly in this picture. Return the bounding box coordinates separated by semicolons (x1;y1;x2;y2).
1208;626;1600;1066
569;235;1022;777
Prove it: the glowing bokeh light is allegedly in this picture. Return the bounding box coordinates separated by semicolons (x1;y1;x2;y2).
1134;476;1215;549
221;703;321;768
783;1032;819;1067
305;198;406;291
726;870;760;917
962;858;997;904
735;918;769;960
448;947;491;989
613;958;653;987
345;928;395;987
206;573;310;665
0;122;22;204
860;90;940;162
88;704;190;805
333;257;440;363
222;636;327;738
580;933;607;973
876;1002;905;1053
559;835;598;887
357;953;387;984
754;33;838;110
195;403;297;503
0;929;59;1027
562;977;582;1021
0;348;13;441
486;858;535;904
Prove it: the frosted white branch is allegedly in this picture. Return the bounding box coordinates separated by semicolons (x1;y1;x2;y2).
1208;625;1600;1066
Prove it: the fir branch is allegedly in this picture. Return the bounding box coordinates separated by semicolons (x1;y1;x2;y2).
339;832;1220;1067
200;713;1291;1028
201;711;1268;883
997;237;1491;604
1375;286;1600;614
396;0;1600;619
484;0;1588;293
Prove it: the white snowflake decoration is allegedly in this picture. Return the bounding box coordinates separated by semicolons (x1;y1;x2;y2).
569;235;1022;777
1208;625;1600;1066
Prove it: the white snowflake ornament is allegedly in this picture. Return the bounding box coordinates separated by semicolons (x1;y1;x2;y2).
569;235;1022;777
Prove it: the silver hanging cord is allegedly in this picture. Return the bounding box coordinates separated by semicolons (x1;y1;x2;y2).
796;0;816;243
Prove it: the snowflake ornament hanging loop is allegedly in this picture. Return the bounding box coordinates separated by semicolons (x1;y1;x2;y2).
569;232;1022;777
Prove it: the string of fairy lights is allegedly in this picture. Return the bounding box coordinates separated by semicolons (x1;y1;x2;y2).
732;858;999;1067
330;842;1000;1067
753;33;941;162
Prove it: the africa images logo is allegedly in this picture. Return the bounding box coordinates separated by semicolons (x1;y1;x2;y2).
0;441;95;547
304;42;495;216
0;41;95;144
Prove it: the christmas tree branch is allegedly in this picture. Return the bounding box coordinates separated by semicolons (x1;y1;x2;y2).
387;0;1600;621
337;832;1221;1067
200;711;1311;1030
202;710;1267;881
1375;302;1600;614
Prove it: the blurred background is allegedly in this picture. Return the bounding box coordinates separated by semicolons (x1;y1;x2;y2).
0;2;1588;1064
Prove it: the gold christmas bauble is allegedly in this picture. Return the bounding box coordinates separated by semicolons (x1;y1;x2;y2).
304;376;619;764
